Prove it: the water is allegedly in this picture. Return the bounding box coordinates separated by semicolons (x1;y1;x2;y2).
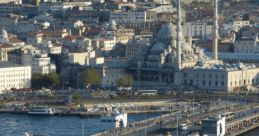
239;127;259;136
0;113;164;136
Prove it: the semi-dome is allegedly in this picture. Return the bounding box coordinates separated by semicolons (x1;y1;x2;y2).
157;23;176;39
181;42;192;51
150;42;166;53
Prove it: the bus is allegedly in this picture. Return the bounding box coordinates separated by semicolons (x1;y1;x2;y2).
135;90;158;96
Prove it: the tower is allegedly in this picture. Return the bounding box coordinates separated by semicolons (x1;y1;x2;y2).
213;0;219;60
176;0;182;70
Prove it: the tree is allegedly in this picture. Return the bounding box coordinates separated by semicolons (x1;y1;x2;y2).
31;73;45;89
81;68;101;87
73;94;81;104
117;75;133;87
31;73;60;89
47;72;60;87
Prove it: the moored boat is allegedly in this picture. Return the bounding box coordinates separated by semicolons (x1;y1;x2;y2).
100;107;127;128
28;107;55;115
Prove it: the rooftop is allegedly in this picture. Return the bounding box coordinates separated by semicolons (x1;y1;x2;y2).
0;61;26;68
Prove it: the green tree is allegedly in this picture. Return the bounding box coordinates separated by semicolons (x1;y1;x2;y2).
47;72;60;87
73;94;81;104
31;73;45;89
31;73;60;89
81;68;101;87
117;75;133;87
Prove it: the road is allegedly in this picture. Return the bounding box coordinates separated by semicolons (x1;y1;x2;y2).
93;100;241;136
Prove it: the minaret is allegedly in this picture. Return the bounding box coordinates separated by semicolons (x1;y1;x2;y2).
176;0;182;70
213;0;219;60
188;31;192;47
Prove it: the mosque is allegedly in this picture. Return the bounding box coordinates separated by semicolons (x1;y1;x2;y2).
130;0;259;92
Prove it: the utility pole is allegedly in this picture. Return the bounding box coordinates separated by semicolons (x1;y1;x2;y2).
137;61;140;91
176;116;178;136
192;96;194;123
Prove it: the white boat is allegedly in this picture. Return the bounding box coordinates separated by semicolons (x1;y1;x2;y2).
24;132;33;136
28;107;55;115
179;123;188;131
101;108;127;128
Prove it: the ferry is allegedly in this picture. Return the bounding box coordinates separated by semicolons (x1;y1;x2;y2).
100;108;127;128
28;107;55;115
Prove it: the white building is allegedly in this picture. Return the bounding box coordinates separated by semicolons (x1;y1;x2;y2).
223;20;250;33
96;60;128;88
39;1;92;12
8;46;56;74
67;51;96;66
37;41;62;54
32;54;56;74
184;21;213;40
0;61;31;91
63;35;92;51
149;5;176;14
185;62;259;92
92;38;116;55
0;0;21;4
234;35;259;53
110;11;156;24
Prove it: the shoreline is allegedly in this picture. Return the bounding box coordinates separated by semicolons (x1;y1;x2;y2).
0;109;170;117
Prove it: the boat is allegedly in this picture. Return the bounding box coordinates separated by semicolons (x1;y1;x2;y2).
24;132;33;136
179;123;188;131
100;107;127;128
28;107;55;115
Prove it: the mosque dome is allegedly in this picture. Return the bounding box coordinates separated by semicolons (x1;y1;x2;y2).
181;42;192;52
150;42;166;53
157;23;176;39
237;62;246;69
